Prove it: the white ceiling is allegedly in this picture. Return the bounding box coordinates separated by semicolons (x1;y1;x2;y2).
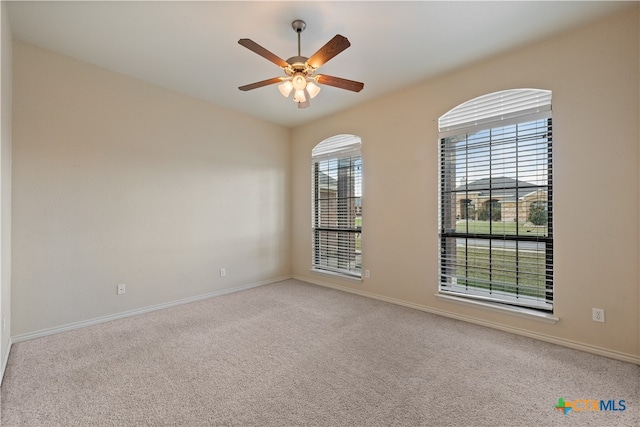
7;1;635;128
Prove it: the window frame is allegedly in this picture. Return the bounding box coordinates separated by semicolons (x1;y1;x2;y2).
438;90;553;312
311;135;362;279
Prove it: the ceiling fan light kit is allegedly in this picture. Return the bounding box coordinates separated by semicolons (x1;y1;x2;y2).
238;20;364;109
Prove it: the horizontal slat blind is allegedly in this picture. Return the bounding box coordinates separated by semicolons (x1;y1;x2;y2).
439;90;553;311
439;89;552;134
312;134;362;162
313;135;362;277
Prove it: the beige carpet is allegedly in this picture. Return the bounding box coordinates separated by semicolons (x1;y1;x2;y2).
1;279;639;426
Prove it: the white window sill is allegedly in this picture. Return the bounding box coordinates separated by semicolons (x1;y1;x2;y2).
311;268;362;283
436;293;559;324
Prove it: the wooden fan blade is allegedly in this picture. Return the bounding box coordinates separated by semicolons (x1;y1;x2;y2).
238;39;289;68
316;75;364;92
307;35;351;68
238;77;283;91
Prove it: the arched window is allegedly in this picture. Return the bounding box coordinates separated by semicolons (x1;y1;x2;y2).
438;89;553;311
312;134;362;278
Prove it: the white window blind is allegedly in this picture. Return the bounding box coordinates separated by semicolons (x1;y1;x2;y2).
438;90;553;311
312;134;362;162
439;89;552;135
312;135;362;277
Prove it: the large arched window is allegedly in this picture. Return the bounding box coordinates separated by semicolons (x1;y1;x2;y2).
312;134;362;278
438;89;553;311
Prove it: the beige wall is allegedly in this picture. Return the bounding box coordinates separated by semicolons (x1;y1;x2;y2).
12;41;291;336
292;8;640;360
1;0;12;378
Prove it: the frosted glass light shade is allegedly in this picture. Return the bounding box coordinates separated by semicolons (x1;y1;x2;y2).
293;89;306;103
306;81;321;98
292;73;307;91
278;80;293;97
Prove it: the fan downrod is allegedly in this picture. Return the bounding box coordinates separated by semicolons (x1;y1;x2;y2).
291;20;307;59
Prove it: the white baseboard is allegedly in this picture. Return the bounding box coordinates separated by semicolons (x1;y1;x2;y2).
294;275;640;366
12;275;292;344
1;336;12;386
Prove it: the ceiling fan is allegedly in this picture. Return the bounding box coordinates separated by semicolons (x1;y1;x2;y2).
238;20;364;109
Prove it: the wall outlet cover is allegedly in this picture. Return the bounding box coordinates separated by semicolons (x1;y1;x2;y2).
592;308;605;323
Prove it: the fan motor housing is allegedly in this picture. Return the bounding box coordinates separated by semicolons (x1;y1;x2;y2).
284;56;314;78
286;56;308;69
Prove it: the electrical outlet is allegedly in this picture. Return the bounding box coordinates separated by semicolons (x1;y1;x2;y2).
365;270;370;279
592;308;605;323
117;284;126;295
220;268;226;277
